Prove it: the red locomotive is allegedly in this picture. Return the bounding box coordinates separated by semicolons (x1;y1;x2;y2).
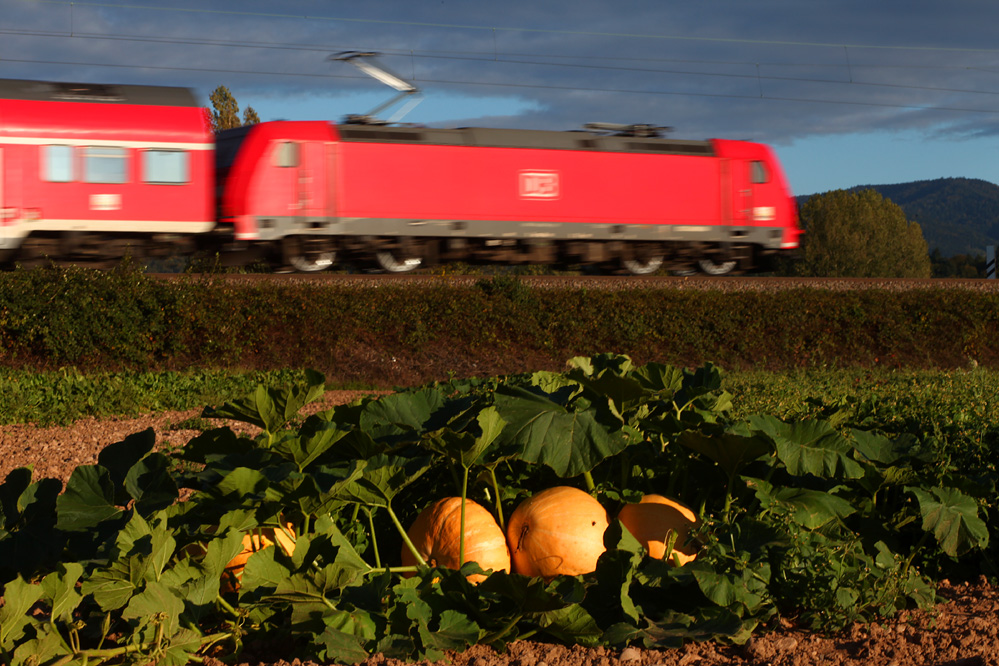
1;70;800;274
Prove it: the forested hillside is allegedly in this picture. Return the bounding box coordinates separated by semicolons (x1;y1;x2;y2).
798;177;999;257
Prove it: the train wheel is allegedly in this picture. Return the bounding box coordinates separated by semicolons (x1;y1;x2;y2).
621;255;664;275
696;258;737;275
375;251;423;273
286;236;337;272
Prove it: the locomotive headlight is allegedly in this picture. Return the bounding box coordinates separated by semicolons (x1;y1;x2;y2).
753;206;776;222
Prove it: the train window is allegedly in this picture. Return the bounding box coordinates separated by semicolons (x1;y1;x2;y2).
143;150;189;184
84;147;129;184
42;145;74;182
750;160;769;184
274;142;299;168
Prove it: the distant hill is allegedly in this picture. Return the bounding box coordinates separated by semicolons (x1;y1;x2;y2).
797;177;999;257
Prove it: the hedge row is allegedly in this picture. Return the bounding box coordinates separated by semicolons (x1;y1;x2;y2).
2;265;997;384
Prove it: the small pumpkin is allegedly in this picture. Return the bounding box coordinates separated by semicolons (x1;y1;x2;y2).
617;494;700;566
506;486;609;578
221;522;297;593
401;497;510;583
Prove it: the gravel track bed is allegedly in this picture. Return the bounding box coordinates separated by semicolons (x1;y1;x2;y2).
153;273;999;293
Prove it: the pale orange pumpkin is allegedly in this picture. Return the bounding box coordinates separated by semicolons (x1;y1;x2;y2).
401;497;510;583
617;494;700;566
220;522;297;593
506;486;609;578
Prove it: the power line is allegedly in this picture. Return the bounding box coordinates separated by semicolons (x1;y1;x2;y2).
20;0;999;55
5;1;999;120
5;55;999;117
3;27;999;102
3;24;989;75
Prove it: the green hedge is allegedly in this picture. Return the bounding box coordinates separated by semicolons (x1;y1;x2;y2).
2;265;997;384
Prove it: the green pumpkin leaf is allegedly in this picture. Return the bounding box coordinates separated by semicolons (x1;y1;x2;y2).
850;429;905;465
97;428;156;504
906;486;990;557
746;477;856;529
122;580;185;635
358;387;446;441
336;455;433;507
679;426;773;479
750;416;864;479
532;605;602;645
156;627;205;666
40;562;84;623
274;418;351;470
56;465;123;531
494;386;631;477
423;609;481;651
203;369;325;434
11;623;69;666
0;576;44;650
0;467;34;527
318;621;370;664
124;452;179;515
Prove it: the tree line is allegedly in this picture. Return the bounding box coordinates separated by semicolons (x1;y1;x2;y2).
206;85;259;134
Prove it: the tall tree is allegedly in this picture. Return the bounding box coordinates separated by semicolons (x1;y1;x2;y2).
242;106;260;126
793;189;932;278
207;85;259;133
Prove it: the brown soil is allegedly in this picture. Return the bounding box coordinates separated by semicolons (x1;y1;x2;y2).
2;393;997;666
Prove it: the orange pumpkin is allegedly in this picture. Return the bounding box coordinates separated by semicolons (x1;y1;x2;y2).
221;522;297;593
617;494;700;566
401;497;510;583
506;486;609;578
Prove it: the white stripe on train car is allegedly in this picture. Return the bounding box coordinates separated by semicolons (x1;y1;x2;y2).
3;219;216;238
0;137;211;150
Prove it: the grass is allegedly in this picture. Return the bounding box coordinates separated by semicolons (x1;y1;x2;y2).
3;365;997;442
0;367;373;426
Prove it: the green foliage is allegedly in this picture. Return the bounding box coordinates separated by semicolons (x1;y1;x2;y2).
242;106;260;126
207;85;258;134
0;356;994;665
930;248;987;278
0;366;323;426
2;266;999;380
795;189;932;278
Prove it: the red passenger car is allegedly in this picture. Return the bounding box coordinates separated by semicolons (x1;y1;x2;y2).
217;120;800;274
0;79;213;265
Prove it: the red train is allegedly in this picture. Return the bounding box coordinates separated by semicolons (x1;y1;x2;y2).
1;76;801;274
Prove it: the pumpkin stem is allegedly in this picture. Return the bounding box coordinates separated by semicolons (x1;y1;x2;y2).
388;503;427;567
367;508;382;569
459;468;469;566
515;523;530;553
489;467;505;530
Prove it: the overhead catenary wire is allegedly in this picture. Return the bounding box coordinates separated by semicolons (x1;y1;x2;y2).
4;54;998;117
4;0;999;117
19;0;999;55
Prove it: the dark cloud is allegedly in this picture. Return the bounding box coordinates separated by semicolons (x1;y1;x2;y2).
3;0;999;145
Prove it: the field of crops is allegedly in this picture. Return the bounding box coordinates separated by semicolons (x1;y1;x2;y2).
1;357;995;665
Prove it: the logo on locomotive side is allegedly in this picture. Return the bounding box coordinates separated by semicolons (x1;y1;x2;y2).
519;170;560;199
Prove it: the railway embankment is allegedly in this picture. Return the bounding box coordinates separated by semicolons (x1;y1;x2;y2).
2;265;998;384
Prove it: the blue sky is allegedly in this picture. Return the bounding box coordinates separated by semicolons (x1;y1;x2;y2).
3;0;999;195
